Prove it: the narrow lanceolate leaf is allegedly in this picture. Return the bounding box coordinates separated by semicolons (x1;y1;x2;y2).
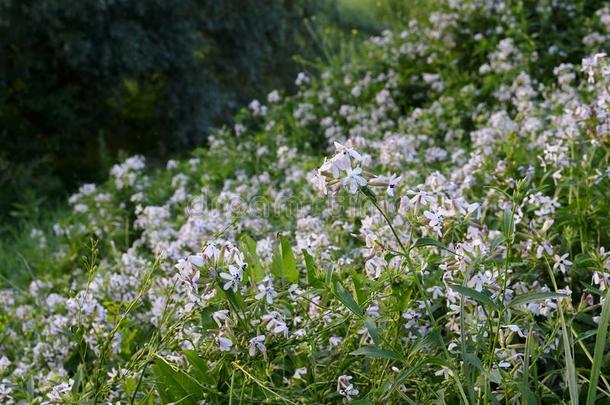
334;281;364;317
449;284;497;310
519;325;537;405
546;262;579;405
351;270;367;306
462;352;484;372
413;237;449;251
153;358;197;403
382;356;449;399
183;350;210;384
507;292;568;309
302;249;322;288
271;246;283;280
502;207;513;239
350;347;403;363
280;235;299;283
363;317;380;346
586;286;610;405
558;305;579;405
240;235;265;282
360;185;377;203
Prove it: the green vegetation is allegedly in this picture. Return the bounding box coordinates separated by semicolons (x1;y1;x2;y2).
1;1;610;403
0;0;362;217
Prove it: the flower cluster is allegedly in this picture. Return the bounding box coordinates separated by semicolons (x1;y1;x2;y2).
1;1;610;404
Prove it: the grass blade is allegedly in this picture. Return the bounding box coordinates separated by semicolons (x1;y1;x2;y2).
334;281;364;317
586;286;610;405
350;347;403;362
507;292;568;309
449;284;498;311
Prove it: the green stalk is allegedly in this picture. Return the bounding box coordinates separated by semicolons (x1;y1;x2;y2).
586;285;610;405
363;189;470;404
544;257;579;405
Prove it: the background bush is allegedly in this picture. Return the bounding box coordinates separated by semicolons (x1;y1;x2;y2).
0;0;354;217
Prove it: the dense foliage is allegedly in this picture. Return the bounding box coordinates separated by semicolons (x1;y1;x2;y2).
1;0;610;403
0;0;335;215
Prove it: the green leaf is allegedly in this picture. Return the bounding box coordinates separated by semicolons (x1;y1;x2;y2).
153;359;203;404
221;288;245;313
413;237;449;251
553;287;579;405
184;350;210;384
521;324;537;405
364;317;380;346
507;292;568;309
200;306;216;331
449;284;498;310
491;235;507;251
503;208;513;238
382;357;450;398
72;364;85;394
517;381;538;405
412;330;438;352
302;249;322;288
360;185;377;203
351;270;367;306
280;235;299;283
153;359;194;403
334;281;363;317
463;352;484;372
575;329;597;343
271;246;283;280
325;266;335;286
488;368;503;384
240;235;265;282
350;347;403;362
586;286;610;405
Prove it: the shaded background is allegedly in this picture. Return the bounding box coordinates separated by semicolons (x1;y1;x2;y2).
0;0;413;220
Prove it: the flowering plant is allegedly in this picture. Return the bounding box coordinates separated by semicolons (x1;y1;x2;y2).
1;2;610;404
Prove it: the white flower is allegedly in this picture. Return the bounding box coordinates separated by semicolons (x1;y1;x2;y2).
592;271;610;291
255;277;278;304
386;174;402;196
426;285;443;300
295;72;310;86
267;90;281;103
176;259;200;292
536;241;553;259
341;167;367;194
212;310;229;326
329;336;343;347
261;311;288;336
333;141;363;162
504;324;527;338
552;253;572;274
203;243;221;261
188;254;205;267
293;367;307;380
320;156;349;178
218;336;233;352
318;143;364;181
311;170;328;195
0;356;10;373
424;209;443;236
219;265;243;292
370;173;402;196
408;189;435;209
248;335;267;357
434;366;454;380
337;375;359;401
